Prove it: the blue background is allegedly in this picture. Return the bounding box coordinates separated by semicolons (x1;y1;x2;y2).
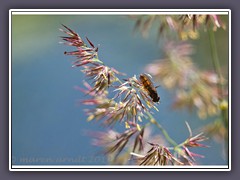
11;14;228;165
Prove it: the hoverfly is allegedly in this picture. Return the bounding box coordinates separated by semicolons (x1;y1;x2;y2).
139;73;160;103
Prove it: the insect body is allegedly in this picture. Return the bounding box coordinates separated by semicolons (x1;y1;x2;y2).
139;74;160;102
